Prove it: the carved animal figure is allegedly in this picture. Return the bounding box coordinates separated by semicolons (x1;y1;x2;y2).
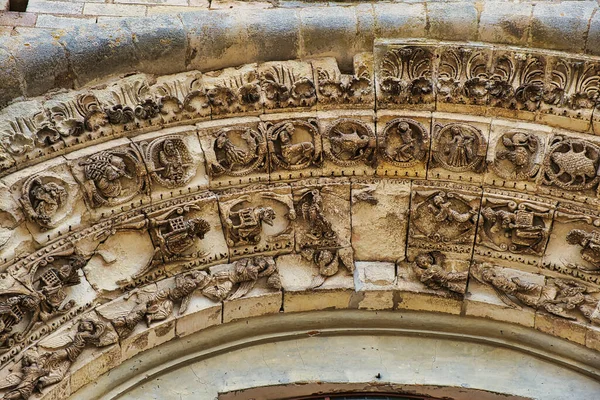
497;132;537;172
329;128;370;159
277;123;314;166
26;179;67;227
299;189;335;240
226;206;276;246
566;229;600;271
551;148;598;185
214;130;257;170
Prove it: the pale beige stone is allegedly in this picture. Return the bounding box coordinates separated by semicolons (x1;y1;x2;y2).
535;313;587;345
176;295;222;338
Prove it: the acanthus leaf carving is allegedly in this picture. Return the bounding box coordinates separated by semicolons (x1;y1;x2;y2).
259;62;316;110
437;46;491;106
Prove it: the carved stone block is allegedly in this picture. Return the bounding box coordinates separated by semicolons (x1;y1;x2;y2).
149;71;210;124
258;60;317;112
436;44;493;115
429;114;490;183
311;54;374;110
4;158;87;246
475;189;556;268
218;184;295;259
351;178;410;262
133;126;209;200
353;261;396;310
484;120;550;192
319;110;376;176
375;110;431;179
291;178;353;287
543;203;600;285
375;42;435;110
262;113;323;181
198;117;269;189
537;131;600;203
538;55;599;133
203;63;263;118
408;180;481;256
0;182;35;264
465;263;545;327
67;138;151;217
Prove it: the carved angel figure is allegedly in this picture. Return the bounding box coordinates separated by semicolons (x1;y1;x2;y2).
540;279;600;323
411;252;468;294
0;349;50;400
472;264;541;309
25;178;67;228
428;194;476;224
80;151;130;205
112;271;212;338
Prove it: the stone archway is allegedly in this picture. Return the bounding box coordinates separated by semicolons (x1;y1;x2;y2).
1;3;600;399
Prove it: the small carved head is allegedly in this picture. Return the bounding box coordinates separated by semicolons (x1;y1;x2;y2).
414;253;434;269
188;218;211;239
260;207;276;226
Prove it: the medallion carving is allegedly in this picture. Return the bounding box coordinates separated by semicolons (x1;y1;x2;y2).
431;123;487;173
379;118;428;167
490;131;542;181
144;135;195;188
323;118;375;167
20;176;68;230
267;120;322;172
209;127;267;177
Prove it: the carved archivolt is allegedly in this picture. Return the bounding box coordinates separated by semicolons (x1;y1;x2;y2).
2;43;600;399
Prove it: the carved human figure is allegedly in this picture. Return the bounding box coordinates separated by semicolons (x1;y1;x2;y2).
480;206;548;253
25;178;67;228
80;151;130;205
444;126;476;168
411;252;467;294
157;139;185;182
225;206;276;246
215;131;253;170
0;295;41;349
566;229;600;272
1;350;49;400
299;189;336;240
394;121;419;162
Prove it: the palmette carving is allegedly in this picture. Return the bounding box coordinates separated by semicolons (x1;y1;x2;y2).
204;66;262;115
144;135;195;188
260;64;316;109
379;46;434;105
324;119;375;167
410;251;468;294
541;136;600;192
209;127;267;177
20;176;68;230
431;123;487;173
48;94;109;140
316;61;372;105
491;131;542;180
379;118;428;167
267;120;322;171
437;47;490;106
79;146;149;208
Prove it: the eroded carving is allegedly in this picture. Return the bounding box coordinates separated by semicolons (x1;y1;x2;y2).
437;47;491;106
260;63;316;109
209;127;267;177
541;136;600;192
379;46;434;106
566;229;600;273
491;131;542;181
20;177;68;230
267;120;322;171
410;251;468;294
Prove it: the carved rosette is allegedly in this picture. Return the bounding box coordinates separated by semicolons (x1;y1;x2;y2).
144;135;196;188
379;118;429;168
378;46;434;107
267;119;322;171
431;123;487;173
490;131;542;181
78;146;149;208
209;127;267;177
540;136;600;193
323;118;376;167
